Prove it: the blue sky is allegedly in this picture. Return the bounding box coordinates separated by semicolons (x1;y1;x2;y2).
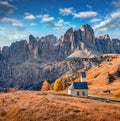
0;0;120;47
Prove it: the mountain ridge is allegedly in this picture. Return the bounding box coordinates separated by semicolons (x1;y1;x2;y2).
0;24;120;90
1;24;120;61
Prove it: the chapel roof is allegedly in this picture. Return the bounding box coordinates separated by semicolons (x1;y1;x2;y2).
68;82;88;90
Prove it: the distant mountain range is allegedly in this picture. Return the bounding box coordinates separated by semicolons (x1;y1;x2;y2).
0;24;120;90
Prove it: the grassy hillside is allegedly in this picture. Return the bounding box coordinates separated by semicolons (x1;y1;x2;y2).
57;54;120;98
86;54;120;92
0;91;120;121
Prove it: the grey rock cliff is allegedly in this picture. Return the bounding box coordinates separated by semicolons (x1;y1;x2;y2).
95;34;112;53
80;24;95;48
29;35;38;59
56;28;75;59
39;35;57;60
111;39;120;53
56;24;97;59
2;40;29;65
0;47;2;60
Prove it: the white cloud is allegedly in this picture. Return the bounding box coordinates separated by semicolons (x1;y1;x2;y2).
94;1;120;35
59;8;74;16
12;22;24;27
90;18;101;23
111;11;120;18
37;14;54;23
37;14;71;30
1;17;25;27
93;10;120;33
30;23;37;26
2;17;16;23
54;18;70;27
24;13;36;20
37;13;75;37
0;1;16;19
52;18;76;37
73;11;97;19
86;5;92;9
112;0;120;8
59;7;98;19
0;26;36;47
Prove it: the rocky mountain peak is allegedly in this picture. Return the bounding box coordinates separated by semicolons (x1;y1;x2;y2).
103;34;110;39
66;27;73;33
79;24;95;48
63;27;74;42
29;35;38;59
58;27;74;45
95;34;112;53
97;34;110;40
0;47;1;55
111;39;120;53
1;40;29;64
38;34;57;59
41;34;57;44
29;35;37;47
80;24;92;31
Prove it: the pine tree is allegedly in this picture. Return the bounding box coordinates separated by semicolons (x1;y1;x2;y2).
41;80;49;91
54;79;63;92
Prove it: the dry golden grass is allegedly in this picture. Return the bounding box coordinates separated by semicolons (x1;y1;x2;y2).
113;89;120;99
0;91;120;121
60;54;120;98
86;54;120;97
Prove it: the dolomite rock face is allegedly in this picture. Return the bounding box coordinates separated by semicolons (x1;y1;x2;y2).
111;39;120;53
56;28;75;59
0;59;86;90
95;34;112;53
38;35;57;60
80;24;95;48
29;35;38;59
56;24;97;60
0;47;2;60
2;40;29;64
0;24;120;90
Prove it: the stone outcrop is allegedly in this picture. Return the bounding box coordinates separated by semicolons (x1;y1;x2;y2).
0;47;2;61
39;35;57;60
0;60;85;90
2;40;29;65
56;24;97;60
80;24;95;48
56;28;75;59
29;35;38;59
95;34;112;53
111;39;120;53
